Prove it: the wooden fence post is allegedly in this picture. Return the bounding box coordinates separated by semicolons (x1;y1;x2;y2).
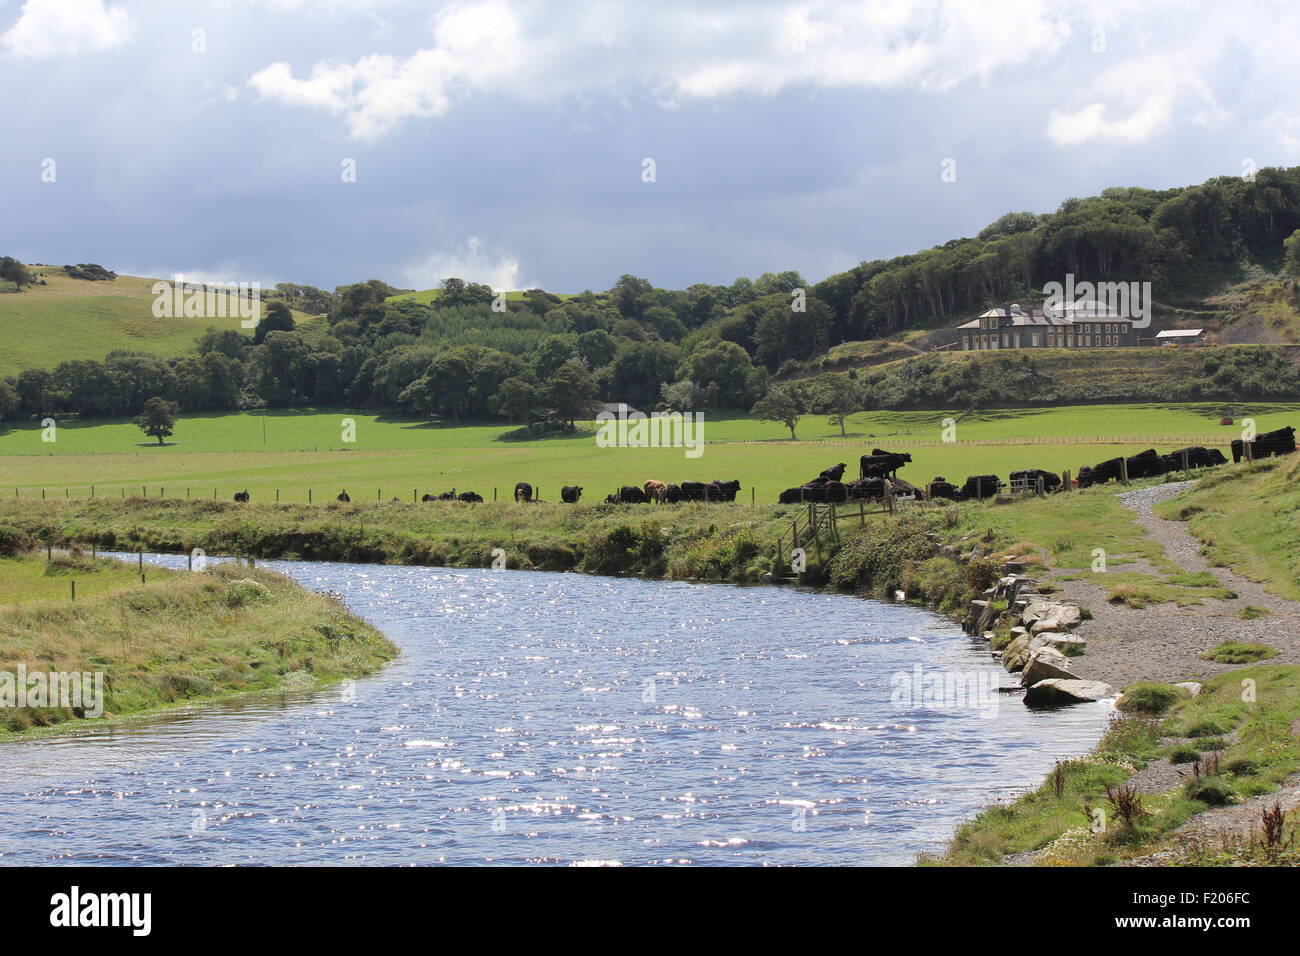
1120;457;1130;484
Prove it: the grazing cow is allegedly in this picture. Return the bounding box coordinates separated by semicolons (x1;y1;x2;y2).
1077;449;1165;487
847;477;889;499
436;490;458;501
1161;446;1228;471
337;490;351;502
421;493;437;502
778;486;806;504
515;482;533;503
644;479;667;503
458;491;484;503
618;485;650;504
1232;425;1297;463
960;475;1001;500
680;480;709;502
1009;469;1062;493
664;483;685;504
233;490;250;503
820;462;847;482
927;476;958;500
860;448;912;480
706;479;741;502
560;485;583;503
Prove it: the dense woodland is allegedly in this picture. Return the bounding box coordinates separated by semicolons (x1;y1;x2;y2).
5;167;1300;426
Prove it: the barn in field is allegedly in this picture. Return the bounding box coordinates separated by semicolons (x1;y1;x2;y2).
1153;328;1208;347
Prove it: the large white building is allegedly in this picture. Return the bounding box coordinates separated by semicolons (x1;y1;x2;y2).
955;303;1137;351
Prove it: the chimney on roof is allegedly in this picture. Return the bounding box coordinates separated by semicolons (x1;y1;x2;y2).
1002;302;1012;328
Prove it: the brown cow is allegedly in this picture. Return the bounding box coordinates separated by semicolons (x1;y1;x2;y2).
644;479;667;503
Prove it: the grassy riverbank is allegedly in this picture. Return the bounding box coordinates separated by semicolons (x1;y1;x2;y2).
1155;455;1300;600
0;549;397;740
930;666;1300;866
0;497;808;582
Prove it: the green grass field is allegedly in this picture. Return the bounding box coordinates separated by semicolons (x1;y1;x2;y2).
0;267;315;376
0;403;1294;505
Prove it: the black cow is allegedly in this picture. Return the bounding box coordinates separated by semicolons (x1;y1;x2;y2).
960;475;1001;499
1078;449;1165;488
458;491;484;503
820;463;847;482
436;490;458;501
706;479;742;502
560;485;583;503
1009;469;1062;493
515;482;533;502
233;490;250;502
1161;446;1228;471
337;490;351;502
664;483;685;504
619;485;650;503
421;493;437;502
1231;426;1297;463
680;480;709;502
927;477;958;500
860;448;912;480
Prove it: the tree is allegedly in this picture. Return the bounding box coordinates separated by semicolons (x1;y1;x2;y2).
1284;228;1300;276
254;300;296;345
816;375;860;436
491;377;541;423
752;386;803;439
135;396;179;445
545;360;600;427
0;256;34;288
0;380;18;421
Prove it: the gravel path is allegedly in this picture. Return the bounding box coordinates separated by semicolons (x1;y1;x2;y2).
1026;479;1300;865
1038;480;1300;690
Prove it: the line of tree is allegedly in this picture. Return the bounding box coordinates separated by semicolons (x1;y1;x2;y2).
6;166;1300;427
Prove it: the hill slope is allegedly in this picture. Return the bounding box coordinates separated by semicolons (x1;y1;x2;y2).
0;266;312;376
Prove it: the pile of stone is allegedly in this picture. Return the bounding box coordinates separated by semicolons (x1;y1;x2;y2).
966;556;1113;707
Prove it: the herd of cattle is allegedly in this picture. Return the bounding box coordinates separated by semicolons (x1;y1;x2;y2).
775;425;1297;504
227;425;1295;508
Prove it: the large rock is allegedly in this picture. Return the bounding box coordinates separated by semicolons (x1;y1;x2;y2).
1040;634;1087;654
1175;681;1203;698
1020;647;1080;686
1002;632;1052;672
1024;679;1114;707
1022;601;1082;631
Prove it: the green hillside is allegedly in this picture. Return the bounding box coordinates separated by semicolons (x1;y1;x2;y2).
0;266;314;377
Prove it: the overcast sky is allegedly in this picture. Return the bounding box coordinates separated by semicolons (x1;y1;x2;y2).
3;0;1298;293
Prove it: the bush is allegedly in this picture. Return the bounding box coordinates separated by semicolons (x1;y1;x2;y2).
1183;719;1228;737
1168;746;1201;764
1224;758;1260;776
225;578;273;608
1117;682;1190;715
1185;777;1235;807
1200;641;1276;664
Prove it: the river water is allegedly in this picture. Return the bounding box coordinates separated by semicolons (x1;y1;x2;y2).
0;556;1112;866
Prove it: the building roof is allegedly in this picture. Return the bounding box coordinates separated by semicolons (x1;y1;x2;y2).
956;304;1134;330
1154;329;1205;338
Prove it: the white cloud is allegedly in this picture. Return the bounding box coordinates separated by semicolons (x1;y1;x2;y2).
0;0;133;58
1046;97;1172;146
403;237;528;291
247;0;1074;139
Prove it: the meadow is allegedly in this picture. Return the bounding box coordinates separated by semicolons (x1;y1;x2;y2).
0;267;315;376
0;402;1295;506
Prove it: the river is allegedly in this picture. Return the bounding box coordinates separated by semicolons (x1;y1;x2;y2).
0;556;1112;865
